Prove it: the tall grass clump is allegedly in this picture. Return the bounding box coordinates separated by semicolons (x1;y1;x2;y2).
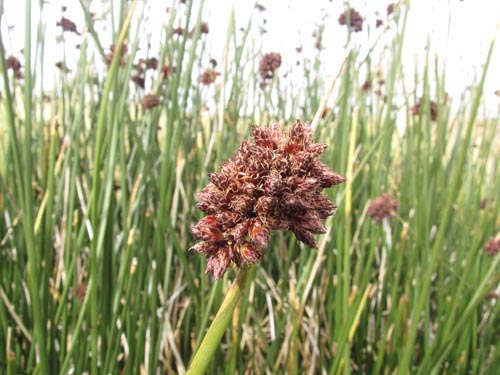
1;1;499;374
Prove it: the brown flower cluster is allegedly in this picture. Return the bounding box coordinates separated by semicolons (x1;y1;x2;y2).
200;69;219;85
387;4;395;16
368;194;399;223
259;52;282;82
411;98;438;121
55;61;70;73
191;120;345;279
189;22;209;38
172;22;209;38
131;57;159;89
57;17;80;35
105;44;128;67
484;237;500;256
338;8;364;33
6;56;23;79
142;93;160;110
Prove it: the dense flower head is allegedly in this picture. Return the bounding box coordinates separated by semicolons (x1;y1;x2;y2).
191;120;345;279
387;4;395;16
259;52;282;82
57;17;80;35
484;237;500;256
200;69;219;85
411;98;438;122
338;8;364;33
6;56;23;79
368;194;399;223
105;43;128;67
142;93;160;110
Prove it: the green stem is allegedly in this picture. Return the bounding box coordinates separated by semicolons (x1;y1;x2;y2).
186;265;255;375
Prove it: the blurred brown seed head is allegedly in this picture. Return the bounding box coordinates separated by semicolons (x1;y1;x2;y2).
259;52;282;82
55;61;70;73
368;194;399;223
189;22;209;38
105;43;128;67
338;8;364;32
387;3;395;16
142;93;160;110
57;17;80;35
6;56;23;79
255;3;266;12
191;120;345;279
479;198;489;210
146;57;158;70
200;69;219;85
484;237;500;256
131;74;145;89
411;98;438;121
172;26;184;36
362;80;371;92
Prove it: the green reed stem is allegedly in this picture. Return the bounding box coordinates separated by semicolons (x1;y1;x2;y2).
186;265;255;375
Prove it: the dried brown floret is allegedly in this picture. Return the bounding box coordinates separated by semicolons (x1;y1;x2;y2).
142;93;160;110
411;98;438;121
172;26;184;36
57;17;80;35
6;56;21;72
368;194;399;223
55;61;70;73
338;8;364;33
362;80;371;92
6;56;23;79
105;43;128;67
191;120;345;279
189;22;209;38
131;74;145;89
255;3;266;12
259;52;282;82
479;198;489;210
146;57;158;70
200;69;219;85
387;4;395;16
484;237;500;256
376;19;384;28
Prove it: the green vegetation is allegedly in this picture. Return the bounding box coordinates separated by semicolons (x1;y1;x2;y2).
1;1;499;374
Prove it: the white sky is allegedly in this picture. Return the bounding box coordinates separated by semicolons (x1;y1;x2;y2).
2;0;500;115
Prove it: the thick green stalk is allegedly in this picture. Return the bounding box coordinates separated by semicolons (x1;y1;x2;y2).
186;266;255;375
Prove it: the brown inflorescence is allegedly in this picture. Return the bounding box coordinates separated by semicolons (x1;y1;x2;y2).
6;56;23;79
259;52;282;82
200;69;219;85
338;8;364;33
131;74;145;89
142;93;160;110
411;98;438;122
387;4;395;16
367;194;399;223
362;80;371;92
172;26;184;36
105;44;128;67
191;120;345;279
484;237;500;256
57;17;80;35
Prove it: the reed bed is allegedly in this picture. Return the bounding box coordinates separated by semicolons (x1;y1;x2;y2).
0;1;499;374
